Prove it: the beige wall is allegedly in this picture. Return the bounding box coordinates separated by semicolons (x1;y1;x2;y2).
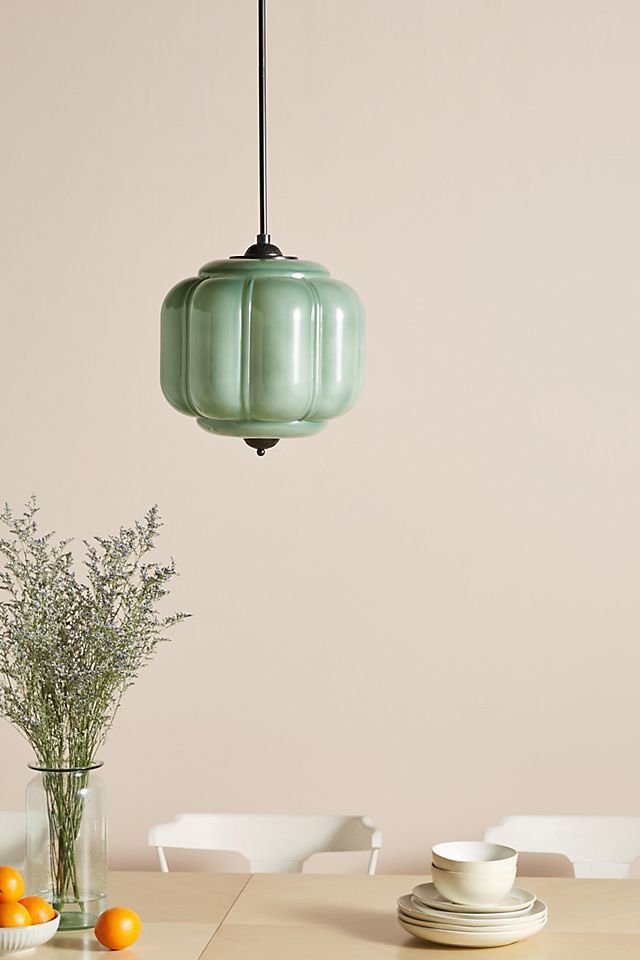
1;0;639;876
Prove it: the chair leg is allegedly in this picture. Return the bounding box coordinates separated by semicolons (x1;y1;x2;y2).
367;848;379;876
156;846;169;873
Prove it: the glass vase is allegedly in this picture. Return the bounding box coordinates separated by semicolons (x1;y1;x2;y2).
26;762;107;930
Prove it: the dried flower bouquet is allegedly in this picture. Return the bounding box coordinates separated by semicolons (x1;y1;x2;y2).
0;497;188;912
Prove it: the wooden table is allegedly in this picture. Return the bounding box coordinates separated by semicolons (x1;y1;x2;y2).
40;873;640;958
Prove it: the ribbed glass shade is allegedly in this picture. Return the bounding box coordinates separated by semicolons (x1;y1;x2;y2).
161;258;365;439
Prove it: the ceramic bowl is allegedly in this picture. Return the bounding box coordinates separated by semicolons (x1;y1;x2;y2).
0;911;60;954
431;864;516;905
432;841;517;875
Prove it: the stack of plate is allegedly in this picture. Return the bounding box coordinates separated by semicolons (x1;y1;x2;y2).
397;883;548;948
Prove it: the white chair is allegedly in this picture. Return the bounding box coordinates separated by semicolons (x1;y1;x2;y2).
0;813;26;871
149;814;382;874
485;816;640;878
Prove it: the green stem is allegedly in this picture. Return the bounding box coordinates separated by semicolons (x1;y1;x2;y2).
44;771;86;908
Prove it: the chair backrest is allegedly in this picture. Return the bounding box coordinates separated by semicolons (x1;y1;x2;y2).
148;814;382;874
0;813;26;871
485;816;640;878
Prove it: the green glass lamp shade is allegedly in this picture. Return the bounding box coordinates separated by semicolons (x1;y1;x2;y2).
161;257;365;441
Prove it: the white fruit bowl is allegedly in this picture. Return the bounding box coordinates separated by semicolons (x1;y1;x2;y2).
0;912;60;954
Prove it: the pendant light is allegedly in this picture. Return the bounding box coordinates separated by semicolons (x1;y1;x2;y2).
160;0;365;456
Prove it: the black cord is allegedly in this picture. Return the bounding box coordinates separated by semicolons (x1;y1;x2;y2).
242;0;283;258
258;0;268;243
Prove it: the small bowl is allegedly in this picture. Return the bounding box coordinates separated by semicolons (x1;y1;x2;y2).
0;911;60;954
432;841;517;875
431;864;516;905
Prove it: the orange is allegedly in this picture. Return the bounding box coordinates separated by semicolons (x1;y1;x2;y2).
94;907;141;950
19;896;56;924
0;902;31;927
0;867;24;904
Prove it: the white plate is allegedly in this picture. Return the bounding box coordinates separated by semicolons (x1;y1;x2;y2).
398;894;547;927
410;894;534;921
398;915;547;947
398;912;547;939
397;913;547;934
398;911;547;937
413;882;536;913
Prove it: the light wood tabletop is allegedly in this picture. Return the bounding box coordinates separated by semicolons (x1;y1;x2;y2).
37;872;640;958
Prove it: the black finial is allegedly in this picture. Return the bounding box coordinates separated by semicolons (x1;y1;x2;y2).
243;235;283;259
244;438;280;456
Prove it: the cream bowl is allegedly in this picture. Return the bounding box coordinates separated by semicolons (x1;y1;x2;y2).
432;841;517;875
431;864;516;905
0;911;60;954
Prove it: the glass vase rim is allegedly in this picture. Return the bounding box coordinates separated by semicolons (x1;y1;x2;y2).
27;760;104;773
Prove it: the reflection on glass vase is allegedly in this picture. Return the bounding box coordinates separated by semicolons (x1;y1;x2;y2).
26;762;107;930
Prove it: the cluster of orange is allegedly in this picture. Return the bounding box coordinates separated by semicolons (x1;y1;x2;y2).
0;865;141;951
0;865;55;927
